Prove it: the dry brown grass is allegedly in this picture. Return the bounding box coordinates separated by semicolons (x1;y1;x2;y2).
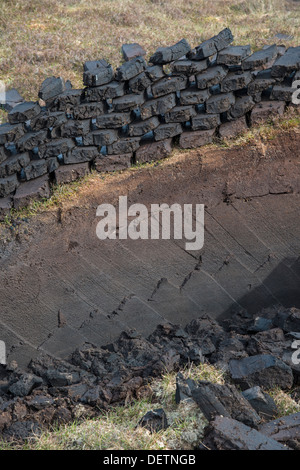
0;0;299;101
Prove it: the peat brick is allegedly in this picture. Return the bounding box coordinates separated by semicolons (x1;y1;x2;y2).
135;139;172;163
140;93;176;120
91;129;119;146
146;65;165;81
0;88;23;112
13;174;50;209
50;89;82;113
24;159;48;180
0;174;19;197
251;100;285;125
17;130;48;152
229;354;294;390
171;59;209;75
220;71;253;92
73;102;104;120
228;95;255;119
179;87;210;105
44;138;75;158
242;386;278;421
129;72;152;94
55;162;90;184
94;154;132;172
83;59;114;87
8;101;41;124
0;152;30;177
0;196;13;219
138;409;168;433
165;105;197;123
272;46;300;78
95;112;131;129
112;93;145;112
116;56;147;81
0;146;8;164
243;44;278;71
217;45;251;65
150;39;191;64
188;28;234;60
259;412;300;449
107;137;140;155
31;111;67;132
65;146;99;164
219;116;248;138
0;123;25;145
61;119;91;138
179;128;215;148
151;75;187;98
122;43;146;62
128;117;160;136
84;81;125;101
270;84;295;101
191;113;221;130
206;92;235;114
203;416;290;450
153;122;182;141
196;66;227;90
191;381;260;427
248;70;276;94
38;76;66;101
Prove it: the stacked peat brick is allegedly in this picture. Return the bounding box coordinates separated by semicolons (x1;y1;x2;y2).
0;28;299;212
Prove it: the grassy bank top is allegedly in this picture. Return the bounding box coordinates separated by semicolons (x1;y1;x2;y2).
0;0;300;103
